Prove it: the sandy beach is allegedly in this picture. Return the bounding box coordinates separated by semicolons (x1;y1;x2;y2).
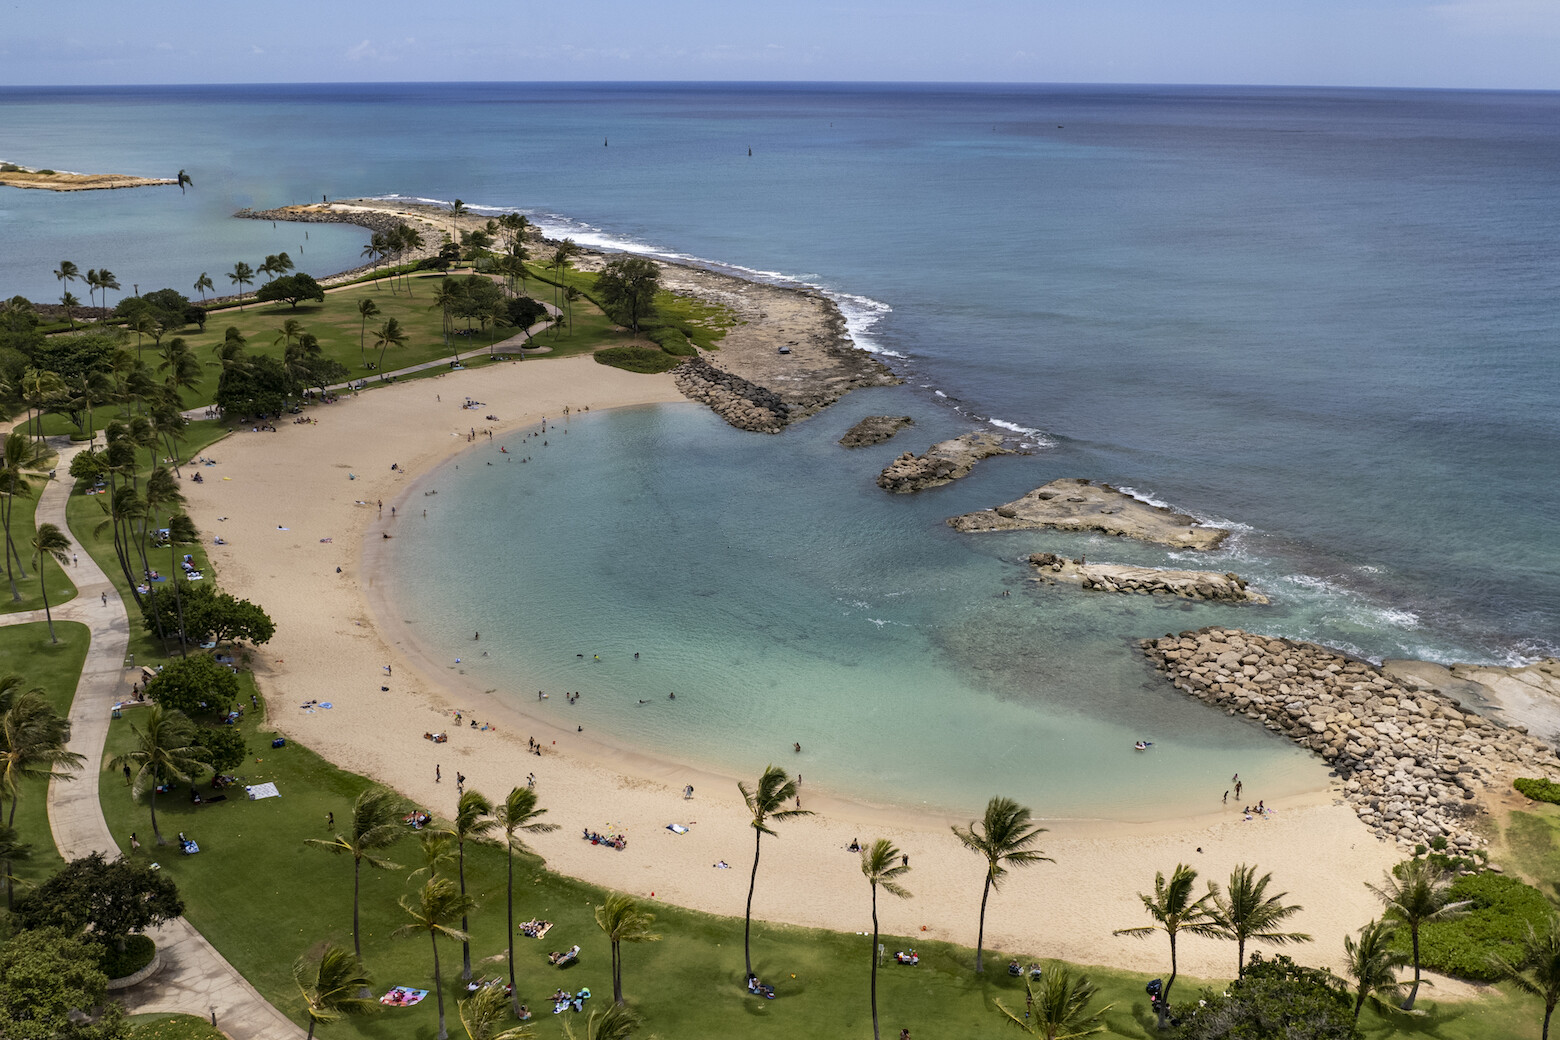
182;353;1403;978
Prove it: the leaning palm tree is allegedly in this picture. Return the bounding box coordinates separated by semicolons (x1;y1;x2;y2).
58;291;80;330
1114;863;1221;1028
98;269;120;310
562;1003;639;1040
1;684;81;908
275;317;306;353
29;523;72;643
1366;858;1471;1009
356;298;380;368
448;788;495;981
595;893;661;1006
0;429;45;602
85;269;101;310
53;260;79;293
1342;917;1409;1023
395;876;475;1040
457;982;535;1040
995;963;1115;1039
305;788;408;958
293;942;378;1040
451;199;467;239
952;795;1052;972
1489;914;1560;1040
374;317;408;375
493;785;558;1011
738;765;811;979
177;169;193;194
194;272;214;302
107;704;210;845
228;262;254;309
1210;864;1311;977
861;839;911;1040
410;830;457;883
0;823;33;911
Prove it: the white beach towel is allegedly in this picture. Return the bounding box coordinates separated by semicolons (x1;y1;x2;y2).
246;782;280;800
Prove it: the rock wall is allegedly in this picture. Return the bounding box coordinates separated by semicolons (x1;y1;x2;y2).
1142;627;1560;851
672;357;790;434
876;432;1017;493
236;205;410;239
840;415;914;448
1029;553;1268;603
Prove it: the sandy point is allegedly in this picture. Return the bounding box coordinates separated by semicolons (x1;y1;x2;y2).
183;354;1400;978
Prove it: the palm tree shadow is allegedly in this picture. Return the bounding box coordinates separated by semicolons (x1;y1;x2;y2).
1359;999;1476;1040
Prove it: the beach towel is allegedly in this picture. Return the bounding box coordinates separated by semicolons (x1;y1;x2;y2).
666;824;689;834
380;988;428;1007
245;782;280;800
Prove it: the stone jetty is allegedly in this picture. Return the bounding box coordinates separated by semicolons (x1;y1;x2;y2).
949;478;1227;550
840;415;914;448
876;432;1017;493
1142;627;1560;851
1029;553;1268;603
673;357;791;434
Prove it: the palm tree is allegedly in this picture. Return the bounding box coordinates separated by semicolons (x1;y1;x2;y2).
738;765;811;978
0;823;33;911
1342;917;1409;1023
374;317;407;375
53;260;79;293
275;317;305;353
430;280;460;347
995;963;1115;1039
229;262;254;309
19;368;65;445
1210;864;1311;978
398;226;425;295
305;788;407;958
451;199;466;239
1113;863;1221;1028
1;680;82;907
410;830;457;883
0;430;45;601
293;942;377;1040
595;893;661;1006
448;789;495;980
85;269;101;310
59;290;80;329
395;876;475;1040
29;523;72;643
177;169;192;194
861;839;911;1040
194;272;213;302
562;1003;638;1040
1366;858;1471;1009
952;795;1052;973
107;704;210;845
493;785;557;1011
1490;914;1560;1040
457;983;535;1040
355;298;380;368
98;269;120;311
363;234;386;285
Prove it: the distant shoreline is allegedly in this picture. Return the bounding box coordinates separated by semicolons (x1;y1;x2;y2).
0;164;175;192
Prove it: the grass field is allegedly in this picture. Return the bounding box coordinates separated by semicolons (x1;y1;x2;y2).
0;470;79;616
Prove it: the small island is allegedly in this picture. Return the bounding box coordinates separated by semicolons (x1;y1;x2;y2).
876;431;1017;492
0;162;178;191
1028;552;1268;603
948;477;1227;550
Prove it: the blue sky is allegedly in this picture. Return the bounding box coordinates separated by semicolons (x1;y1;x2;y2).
4;0;1557;89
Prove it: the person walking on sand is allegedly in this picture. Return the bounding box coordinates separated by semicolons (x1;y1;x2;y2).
684;784;694;799
436;764;441;783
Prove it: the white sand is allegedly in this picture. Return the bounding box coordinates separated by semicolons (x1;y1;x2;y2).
185;355;1400;977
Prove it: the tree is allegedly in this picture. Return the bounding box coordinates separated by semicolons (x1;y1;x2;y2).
1211;864;1311;978
228;262;255;309
256;273;326;310
738;765;811;978
1173;954;1358;1040
396;877;475;1040
190;725;246;773
858;840;912;1040
141;579;276;648
995;963;1114;1039
1114;863;1221;1028
594;256;660;335
194;272;213;302
107;704;210;845
293;942;377;1040
595;893;661;1006
54;260;80;294
1342;917;1408;1022
0;430;46;602
1366;858;1471;1009
562;1003;639;1040
374;316;408;374
142;654;240;720
15;851;183;951
1489;914;1560;1040
59;290;80;329
1;680;82;909
0;927;130;1040
177;169;192;194
97;269;120;311
448;788;495;980
357;298;380;368
305;788;407;959
493;785;557;1012
458;982;535;1040
0;824;32;908
29;523;71;643
952;795;1051;973
216;353;299;418
451;199;466;238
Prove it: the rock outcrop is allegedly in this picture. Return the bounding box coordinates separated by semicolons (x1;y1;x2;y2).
1383;658;1560;745
672;357;790;434
1028;553;1268;603
949;478;1227;550
840;415;914;448
876;432;1017;493
1143;627;1560;851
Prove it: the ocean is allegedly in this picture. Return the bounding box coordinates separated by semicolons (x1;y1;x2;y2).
3;82;1556;816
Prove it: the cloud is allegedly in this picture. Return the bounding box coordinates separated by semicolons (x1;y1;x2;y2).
251;45;264;55
1431;0;1560;36
346;39;378;62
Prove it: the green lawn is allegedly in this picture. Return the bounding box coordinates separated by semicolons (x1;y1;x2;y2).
0;620;90;883
0;472;79;616
128;1013;226;1040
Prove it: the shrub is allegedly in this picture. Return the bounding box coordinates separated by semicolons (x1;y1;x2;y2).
1399;872;1553;981
594;345;681;374
649;326;698;357
1514;777;1560;805
0;163;21;172
98;933;155;979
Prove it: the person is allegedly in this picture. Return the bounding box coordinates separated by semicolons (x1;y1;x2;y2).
327;811;334;829
1234;779;1243;799
102;591;108;606
1223;789;1229;804
901;853;909;867
1008;959;1022;976
900;1031;911;1040
436;764;441;783
130;832;140;850
794;742;802;753
517;1005;531;1021
848;838;861;852
684;784;694;799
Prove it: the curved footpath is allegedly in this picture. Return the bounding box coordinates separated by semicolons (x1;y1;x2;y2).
34;438;302;1037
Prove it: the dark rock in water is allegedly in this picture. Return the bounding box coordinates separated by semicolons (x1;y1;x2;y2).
876;432;1018;493
840;415;914;448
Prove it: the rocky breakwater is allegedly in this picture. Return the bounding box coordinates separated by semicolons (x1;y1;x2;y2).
948;478;1227;551
1028;553;1268;603
236;203;411;241
673;357;791;434
840;415;914;448
876;432;1018;493
1142;627;1560;851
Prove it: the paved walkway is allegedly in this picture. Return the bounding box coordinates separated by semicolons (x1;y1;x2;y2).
37;438;302;1038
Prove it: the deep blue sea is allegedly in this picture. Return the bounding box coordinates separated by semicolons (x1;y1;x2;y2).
4;83;1556;815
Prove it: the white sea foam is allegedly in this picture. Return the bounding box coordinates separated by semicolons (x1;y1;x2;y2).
933;390;947;398
1114;486;1173;510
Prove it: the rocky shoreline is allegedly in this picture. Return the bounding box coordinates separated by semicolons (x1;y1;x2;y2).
876;432;1018;492
949;478;1228;550
1029;553;1267;603
1142;627;1560;852
672;357;791;434
840;415;914;447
